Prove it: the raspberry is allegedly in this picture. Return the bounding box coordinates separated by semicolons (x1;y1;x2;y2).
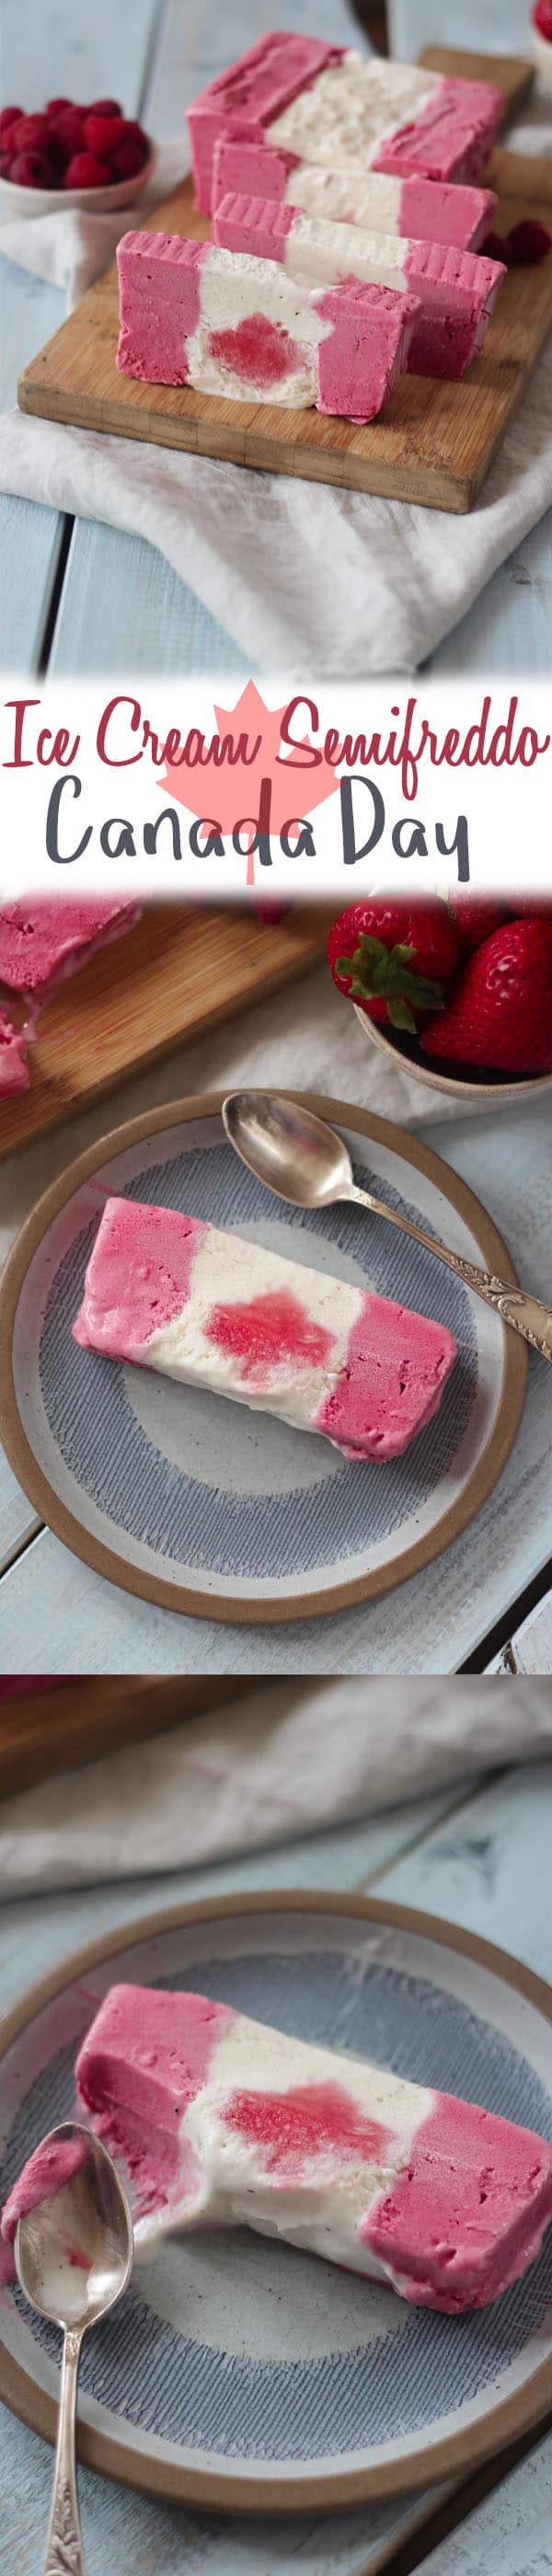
46;97;72;114
534;0;552;35
86;98;122;117
117;119;147;147
11;112;49;151
63;150;110;188
0;152;14;177
482;230;510;264
50;106;86;155
507;218;551;264
10;149;54;186
84;110;125;155
110;137;147;178
0;106;22;139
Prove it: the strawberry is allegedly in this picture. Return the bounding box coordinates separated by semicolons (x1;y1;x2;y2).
447;894;511;953
421;917;552;1073
534;0;552;37
327;897;457;1033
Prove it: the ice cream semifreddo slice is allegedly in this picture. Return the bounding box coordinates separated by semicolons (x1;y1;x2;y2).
116;233;420;419
188;34;505;215
73;1195;457;1462
66;1984;552;2313
213;142;499;254
0;900;141;1014
213;192;506;380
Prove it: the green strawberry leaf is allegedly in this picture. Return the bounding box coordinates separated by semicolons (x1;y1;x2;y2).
335;935;446;1019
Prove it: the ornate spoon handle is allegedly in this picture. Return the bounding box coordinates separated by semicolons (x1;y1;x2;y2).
349;1186;552;1363
44;2327;86;2576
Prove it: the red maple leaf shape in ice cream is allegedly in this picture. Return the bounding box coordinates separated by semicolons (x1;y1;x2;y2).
160;682;340;884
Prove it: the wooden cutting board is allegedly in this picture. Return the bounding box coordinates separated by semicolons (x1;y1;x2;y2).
0;901;330;1157
0;1676;250;1795
17;51;552;513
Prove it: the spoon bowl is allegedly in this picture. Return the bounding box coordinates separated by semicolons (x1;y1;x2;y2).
222;1090;354;1208
16;2122;133;2333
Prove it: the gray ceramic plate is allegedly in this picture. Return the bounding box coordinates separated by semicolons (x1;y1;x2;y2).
0;1092;526;1621
0;1891;551;2513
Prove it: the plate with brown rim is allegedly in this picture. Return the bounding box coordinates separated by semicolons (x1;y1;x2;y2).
0;1091;526;1623
0;1889;551;2513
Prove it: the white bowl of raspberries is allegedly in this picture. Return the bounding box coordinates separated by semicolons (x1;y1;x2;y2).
328;893;552;1101
0;97;155;213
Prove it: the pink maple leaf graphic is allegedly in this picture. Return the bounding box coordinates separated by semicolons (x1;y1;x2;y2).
160;682;340;885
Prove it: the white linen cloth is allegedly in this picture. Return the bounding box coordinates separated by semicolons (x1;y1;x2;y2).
1;107;552;675
1;1675;551;1894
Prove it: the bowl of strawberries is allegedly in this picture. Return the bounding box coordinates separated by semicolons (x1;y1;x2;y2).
0;97;155;214
328;893;552;1100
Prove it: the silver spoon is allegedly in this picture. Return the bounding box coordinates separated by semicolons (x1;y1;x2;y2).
222;1091;552;1363
15;2122;132;2576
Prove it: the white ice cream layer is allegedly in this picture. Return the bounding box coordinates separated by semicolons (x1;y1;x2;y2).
270;54;439;170
135;2009;433;2282
285;165;402;233
284;212;408;292
186;243;332;405
142;1223;362;1432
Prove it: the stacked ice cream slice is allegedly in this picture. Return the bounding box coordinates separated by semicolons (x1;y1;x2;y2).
117;33;507;418
0;901;140;1101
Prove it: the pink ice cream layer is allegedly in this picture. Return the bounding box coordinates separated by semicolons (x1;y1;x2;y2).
2;2135;87;2247
76;1986;234;2215
213;142;499;254
70;1984;552;2313
187;33;505;213
213;191;506;381
0;900;141;1011
116;231;419;420
0;1008;29;1098
72;1194;457;1464
361;2092;552;2311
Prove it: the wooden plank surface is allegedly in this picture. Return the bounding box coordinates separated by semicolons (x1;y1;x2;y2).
18;143;552;515
0;903;329;1158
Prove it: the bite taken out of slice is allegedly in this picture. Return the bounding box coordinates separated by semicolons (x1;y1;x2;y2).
29;1984;550;2313
328;897;458;1033
72;1195;457;1463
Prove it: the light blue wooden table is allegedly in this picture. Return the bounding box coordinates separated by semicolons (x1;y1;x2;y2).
2;0;552;674
1;1756;551;2573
